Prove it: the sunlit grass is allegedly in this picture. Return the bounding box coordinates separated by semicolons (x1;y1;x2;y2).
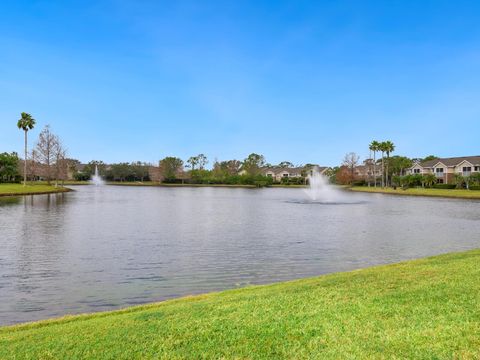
0;183;71;196
1;250;479;359
350;186;480;199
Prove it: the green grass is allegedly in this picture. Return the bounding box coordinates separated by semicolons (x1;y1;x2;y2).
1;250;480;359
35;180;91;186
0;183;71;197
107;181;257;188
350;186;480;199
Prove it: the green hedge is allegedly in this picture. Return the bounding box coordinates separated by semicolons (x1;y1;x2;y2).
469;186;480;191
433;184;456;189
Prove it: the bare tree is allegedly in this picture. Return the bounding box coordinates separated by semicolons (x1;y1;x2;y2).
54;139;68;186
35;125;60;185
29;149;38;181
342;152;360;184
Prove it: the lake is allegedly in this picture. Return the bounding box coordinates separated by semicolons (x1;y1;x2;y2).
1;185;479;325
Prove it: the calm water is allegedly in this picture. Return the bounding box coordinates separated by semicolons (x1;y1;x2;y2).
1;186;479;325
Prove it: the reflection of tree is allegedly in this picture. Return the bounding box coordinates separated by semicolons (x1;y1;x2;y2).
0;196;22;206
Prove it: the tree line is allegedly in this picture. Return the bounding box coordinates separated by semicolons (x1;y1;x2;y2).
2;113;70;185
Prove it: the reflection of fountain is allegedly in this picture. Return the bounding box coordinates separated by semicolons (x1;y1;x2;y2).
304;168;343;203
90;165;105;186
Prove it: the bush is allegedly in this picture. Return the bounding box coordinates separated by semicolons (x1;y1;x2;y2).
280;177;305;185
433;184;456;189
469;186;480;191
351;180;366;186
74;172;91;181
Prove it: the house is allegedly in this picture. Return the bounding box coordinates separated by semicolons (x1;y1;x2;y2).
262;165;330;183
407;156;480;184
354;164;382;180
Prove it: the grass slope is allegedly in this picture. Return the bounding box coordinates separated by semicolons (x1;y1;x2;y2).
1;250;480;359
350;186;480;199
107;181;257;188
0;183;71;197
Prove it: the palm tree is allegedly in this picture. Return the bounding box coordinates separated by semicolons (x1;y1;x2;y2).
383;141;395;186
378;141;388;187
17;112;36;187
369;141;380;187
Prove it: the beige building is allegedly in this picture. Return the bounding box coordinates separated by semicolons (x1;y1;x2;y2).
262;165;330;182
354;164;382;180
407;156;480;184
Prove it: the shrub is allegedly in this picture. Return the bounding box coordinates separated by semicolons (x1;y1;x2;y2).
433;184;456;189
74;172;91;181
351;180;366;186
469;186;480;191
280;177;305;185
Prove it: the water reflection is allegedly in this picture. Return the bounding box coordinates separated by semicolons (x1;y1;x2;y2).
0;186;479;325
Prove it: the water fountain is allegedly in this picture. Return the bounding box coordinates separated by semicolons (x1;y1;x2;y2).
90;165;105;186
303;168;343;203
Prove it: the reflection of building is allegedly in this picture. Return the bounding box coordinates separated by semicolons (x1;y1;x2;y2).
407;156;480;184
262;165;330;182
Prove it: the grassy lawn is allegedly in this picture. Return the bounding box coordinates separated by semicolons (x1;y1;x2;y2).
107;181;257;188
1;250;479;359
0;183;71;197
350;186;480;199
35;180;91;186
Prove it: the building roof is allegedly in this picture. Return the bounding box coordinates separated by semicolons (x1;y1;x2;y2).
420;156;480;168
262;165;329;175
263;167;304;175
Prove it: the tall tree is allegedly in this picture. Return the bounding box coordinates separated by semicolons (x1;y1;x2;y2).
0;152;20;183
383;141;395;186
378;142;388;187
17;112;36;186
387;156;413;177
53;139;67;186
369;141;380;187
342;152;360;184
35;125;59;185
186;156;199;171
422;155;438;162
278;161;294;168
84;160;107;177
242;153;266;176
159;157;184;182
196;154;208;170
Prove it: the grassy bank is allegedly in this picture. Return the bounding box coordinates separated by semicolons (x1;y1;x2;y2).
2;250;480;359
107;181;258;188
350;186;480;199
108;182;310;188
0;183;72;197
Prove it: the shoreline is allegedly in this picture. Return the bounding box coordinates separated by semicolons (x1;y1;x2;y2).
2;248;475;329
107;182;258;188
0;185;73;198
349;186;480;200
107;182;309;188
1;249;479;358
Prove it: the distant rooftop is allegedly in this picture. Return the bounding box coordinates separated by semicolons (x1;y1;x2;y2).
420;156;480;168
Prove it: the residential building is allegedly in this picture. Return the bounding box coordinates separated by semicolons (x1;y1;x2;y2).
262;165;330;183
407;156;480;184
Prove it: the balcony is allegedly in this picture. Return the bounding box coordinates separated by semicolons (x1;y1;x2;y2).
463;172;471;177
435;172;444;178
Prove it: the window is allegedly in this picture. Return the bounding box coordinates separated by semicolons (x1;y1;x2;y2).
283;173;289;177
435;168;444;173
463;167;472;172
475;166;480;172
413;169;421;174
266;173;273;177
437;178;444;184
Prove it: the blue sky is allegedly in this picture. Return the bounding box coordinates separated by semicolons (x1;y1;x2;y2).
1;0;479;166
